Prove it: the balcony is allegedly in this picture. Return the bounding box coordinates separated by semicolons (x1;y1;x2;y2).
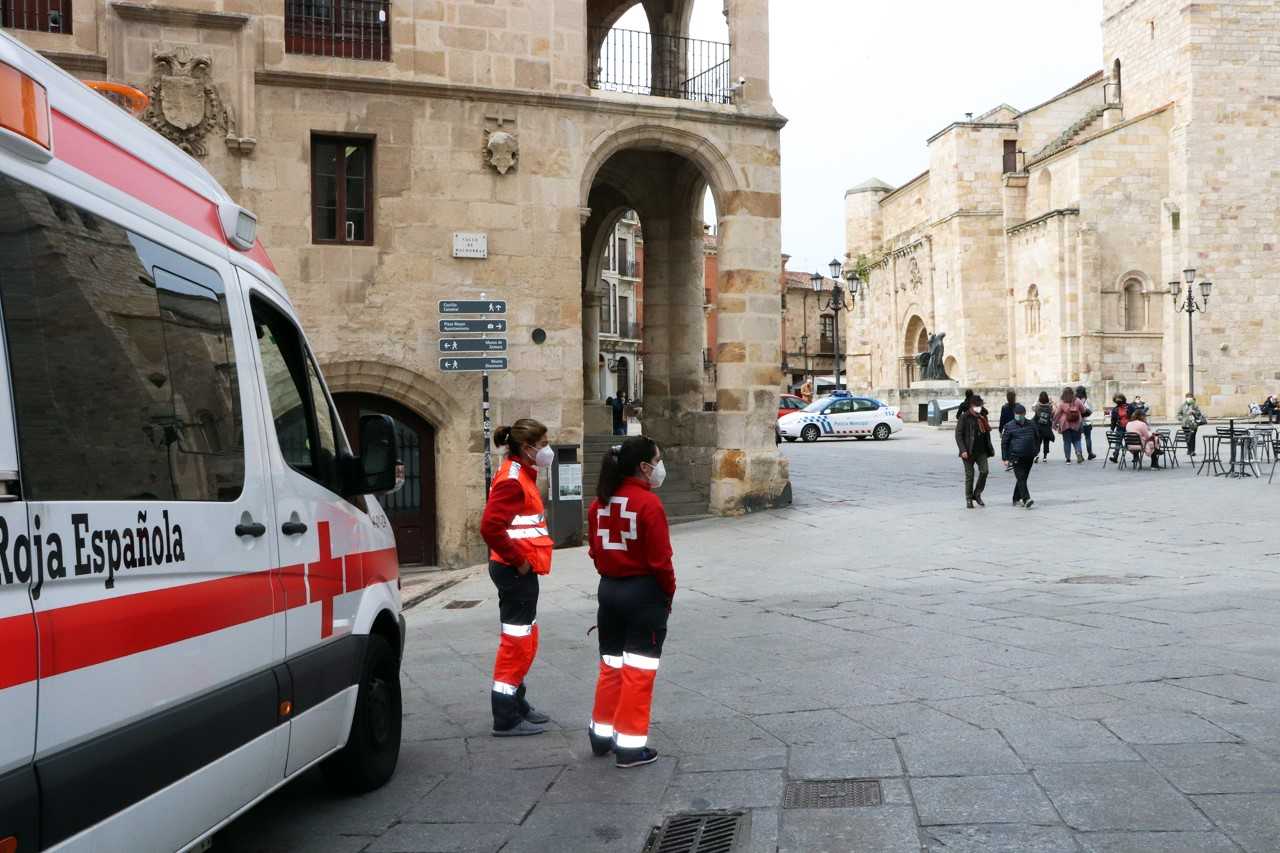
589;27;732;104
285;0;391;62
2;0;71;33
603;320;642;341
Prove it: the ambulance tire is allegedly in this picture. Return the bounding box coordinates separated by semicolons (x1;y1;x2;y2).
873;423;892;441
801;424;820;443
323;633;402;793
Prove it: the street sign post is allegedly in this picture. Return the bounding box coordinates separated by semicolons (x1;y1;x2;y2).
439;357;508;372
439;299;507;314
439;337;508;353
439;318;507;333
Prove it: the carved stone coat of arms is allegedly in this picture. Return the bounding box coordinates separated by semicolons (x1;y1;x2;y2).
140;46;235;158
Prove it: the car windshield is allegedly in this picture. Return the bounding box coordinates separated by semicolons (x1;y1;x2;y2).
802;398;832;413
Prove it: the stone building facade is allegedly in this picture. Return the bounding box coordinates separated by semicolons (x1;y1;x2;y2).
595;210;642;403
779;264;836;393
7;0;789;566
844;0;1280;419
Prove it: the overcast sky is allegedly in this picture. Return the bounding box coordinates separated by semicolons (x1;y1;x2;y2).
623;2;1104;275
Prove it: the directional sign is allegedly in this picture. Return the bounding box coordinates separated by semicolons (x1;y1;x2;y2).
439;299;506;315
439;319;507;333
440;357;508;372
440;337;507;353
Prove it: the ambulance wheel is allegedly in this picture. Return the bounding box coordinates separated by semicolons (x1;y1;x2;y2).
323;633;401;793
784;436;798;443
801;425;820;443
873;424;892;441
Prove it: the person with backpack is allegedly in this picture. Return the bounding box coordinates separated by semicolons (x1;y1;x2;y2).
1075;386;1096;460
955;394;995;509
1001;403;1039;508
1178;393;1206;458
1054;386;1087;464
1109;394;1131;463
997;390;1017;461
1033;392;1055;462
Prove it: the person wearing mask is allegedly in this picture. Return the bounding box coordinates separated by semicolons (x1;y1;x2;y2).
586;436;674;769
1033;391;1055;462
480;419;556;736
1178;393;1206;458
1054;386;1086;464
955;394;994;509
1075;386;1096;460
1109;394;1131;463
997;390;1017;460
1262;394;1278;424
1002;403;1039;508
1125;409;1164;468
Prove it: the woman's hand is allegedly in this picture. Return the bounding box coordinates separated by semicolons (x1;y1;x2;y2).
516;561;532;575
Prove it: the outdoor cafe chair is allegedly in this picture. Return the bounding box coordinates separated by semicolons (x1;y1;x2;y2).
1197;434;1225;477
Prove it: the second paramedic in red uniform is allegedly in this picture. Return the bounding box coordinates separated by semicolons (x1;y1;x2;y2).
586;436;674;768
480;418;555;736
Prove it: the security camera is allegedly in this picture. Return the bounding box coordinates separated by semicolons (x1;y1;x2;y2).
738;76;746;86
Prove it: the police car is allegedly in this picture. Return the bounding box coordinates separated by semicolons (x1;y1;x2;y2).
1;33;405;853
778;391;903;442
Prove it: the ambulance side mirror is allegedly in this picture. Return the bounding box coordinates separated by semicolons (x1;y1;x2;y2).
354;414;398;495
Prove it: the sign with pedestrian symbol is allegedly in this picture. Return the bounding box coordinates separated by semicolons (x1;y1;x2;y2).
439;319;507;333
440;338;507;353
440;357;508;372
439;300;506;315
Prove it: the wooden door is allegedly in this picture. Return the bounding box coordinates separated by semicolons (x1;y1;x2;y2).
335;393;437;567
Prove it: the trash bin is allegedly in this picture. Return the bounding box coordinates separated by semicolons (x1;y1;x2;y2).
546;444;583;548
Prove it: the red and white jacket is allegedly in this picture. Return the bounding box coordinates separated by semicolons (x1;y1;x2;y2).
587;477;675;598
481;457;553;574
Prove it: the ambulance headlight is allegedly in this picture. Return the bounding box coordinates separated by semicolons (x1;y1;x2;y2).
218;202;258;251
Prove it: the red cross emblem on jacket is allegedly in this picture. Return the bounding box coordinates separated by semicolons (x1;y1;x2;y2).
596;497;638;551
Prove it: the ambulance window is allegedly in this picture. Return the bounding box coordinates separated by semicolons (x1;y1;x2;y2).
0;174;245;501
251;297;343;494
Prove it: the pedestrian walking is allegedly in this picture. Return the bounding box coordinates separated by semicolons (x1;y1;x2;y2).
1075;385;1096;460
998;390;1017;461
1033;392;1055;461
608;393;628;436
1054;386;1086;464
1178;393;1206;457
480;419;555;736
1001;403;1038;508
955;394;994;508
586;436;674;769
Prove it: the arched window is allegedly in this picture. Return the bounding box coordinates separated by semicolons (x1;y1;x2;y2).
1024;285;1041;335
1123;279;1145;331
1037;169;1053;212
1113;58;1122;102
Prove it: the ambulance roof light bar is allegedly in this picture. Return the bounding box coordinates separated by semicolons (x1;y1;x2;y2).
0;59;52;163
218;201;258;252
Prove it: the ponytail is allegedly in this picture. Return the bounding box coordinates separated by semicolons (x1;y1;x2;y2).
597;436;657;502
493;418;547;457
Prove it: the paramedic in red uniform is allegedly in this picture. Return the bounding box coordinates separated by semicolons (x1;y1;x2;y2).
480;418;555;736
586;436;674;768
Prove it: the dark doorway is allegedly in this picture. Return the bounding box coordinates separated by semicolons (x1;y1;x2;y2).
335;393;437;567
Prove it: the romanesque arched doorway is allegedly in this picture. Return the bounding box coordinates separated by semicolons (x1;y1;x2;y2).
903;314;927;385
334;392;438;567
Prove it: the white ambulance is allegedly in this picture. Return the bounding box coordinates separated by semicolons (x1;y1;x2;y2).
0;31;405;852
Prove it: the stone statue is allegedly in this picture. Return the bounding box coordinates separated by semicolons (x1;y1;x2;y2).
922;332;950;380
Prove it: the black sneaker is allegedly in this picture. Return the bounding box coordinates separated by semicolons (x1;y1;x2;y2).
966;500;974;509
1024;499;1035;509
589;731;614;757
520;704;551;725
615;746;659;768
492;719;546;737
973;495;985;507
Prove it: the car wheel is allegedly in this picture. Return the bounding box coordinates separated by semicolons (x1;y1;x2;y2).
323;633;402;793
801;424;820;443
873;423;892;441
784;436;798;443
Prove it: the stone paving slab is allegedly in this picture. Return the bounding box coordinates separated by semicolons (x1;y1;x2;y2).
922;824;1080;853
1034;763;1212;831
778;805;921;853
1137;742;1280;795
898;730;1026;776
1074;830;1241;853
910;773;1059;825
1101;712;1239;745
787;739;903;780
1192;793;1280;853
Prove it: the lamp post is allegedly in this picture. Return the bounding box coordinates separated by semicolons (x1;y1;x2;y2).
1169;267;1213;398
810;258;861;392
799;332;810;390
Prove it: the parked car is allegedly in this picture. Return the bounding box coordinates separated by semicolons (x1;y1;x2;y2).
778;393;807;419
778;391;903;442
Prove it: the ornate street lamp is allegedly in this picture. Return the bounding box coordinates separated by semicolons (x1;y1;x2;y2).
1169;268;1213;397
810;259;860;392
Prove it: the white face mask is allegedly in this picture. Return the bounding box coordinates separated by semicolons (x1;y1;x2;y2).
534;444;555;468
646;459;666;489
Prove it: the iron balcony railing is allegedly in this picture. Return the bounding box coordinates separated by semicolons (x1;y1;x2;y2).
1;0;71;33
589;27;732;104
285;0;391;62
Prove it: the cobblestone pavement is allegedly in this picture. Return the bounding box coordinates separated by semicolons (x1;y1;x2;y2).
219;425;1280;852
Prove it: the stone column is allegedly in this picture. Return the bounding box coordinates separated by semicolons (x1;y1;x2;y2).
583;287;603;400
727;0;773;110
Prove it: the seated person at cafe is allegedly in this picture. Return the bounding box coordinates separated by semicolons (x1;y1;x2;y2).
1125;410;1164;469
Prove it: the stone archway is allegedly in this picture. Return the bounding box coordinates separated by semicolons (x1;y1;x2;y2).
903;314;928;386
579;124;787;514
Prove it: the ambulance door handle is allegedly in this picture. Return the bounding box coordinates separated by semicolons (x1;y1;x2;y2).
235;521;267;538
282;520;308;537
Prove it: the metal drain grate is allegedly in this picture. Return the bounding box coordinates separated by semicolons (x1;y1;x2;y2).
783;778;882;809
643;810;748;853
442;599;482;609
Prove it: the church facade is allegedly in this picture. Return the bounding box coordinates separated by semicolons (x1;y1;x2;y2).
844;0;1280;419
